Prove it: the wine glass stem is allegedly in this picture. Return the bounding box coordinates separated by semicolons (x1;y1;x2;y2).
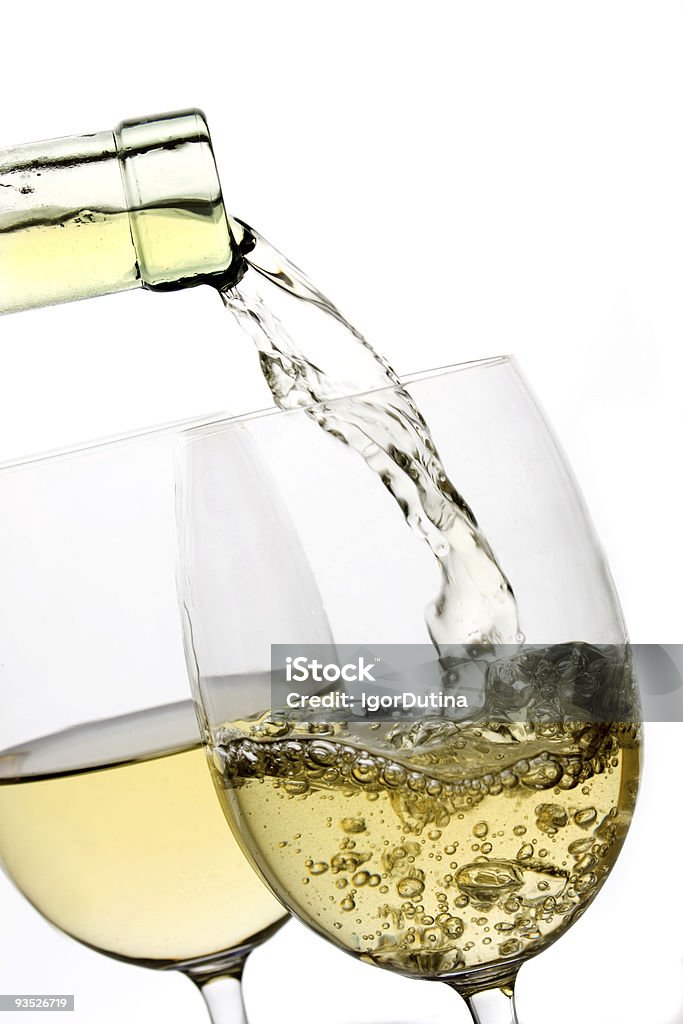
195;968;248;1024
463;985;519;1024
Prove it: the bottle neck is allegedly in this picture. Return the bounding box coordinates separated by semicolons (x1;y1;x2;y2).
0;131;138;315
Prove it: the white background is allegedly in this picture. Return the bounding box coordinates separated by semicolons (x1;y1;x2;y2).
1;2;682;1022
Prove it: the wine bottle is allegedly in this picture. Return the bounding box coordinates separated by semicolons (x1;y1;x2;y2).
0;110;241;315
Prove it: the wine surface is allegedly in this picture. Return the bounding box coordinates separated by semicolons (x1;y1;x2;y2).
0;702;286;965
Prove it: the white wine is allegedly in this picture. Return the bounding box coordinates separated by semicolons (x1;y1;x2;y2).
0;703;286;965
216;710;639;982
222;220;521;652
0;206;231;316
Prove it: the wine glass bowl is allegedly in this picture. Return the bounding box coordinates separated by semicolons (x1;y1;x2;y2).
0;422;288;1022
178;358;641;1018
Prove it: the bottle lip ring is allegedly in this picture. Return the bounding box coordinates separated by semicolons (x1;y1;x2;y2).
114;109;234;289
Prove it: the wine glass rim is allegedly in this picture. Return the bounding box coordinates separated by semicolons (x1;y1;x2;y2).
0;354;515;471
179;353;516;443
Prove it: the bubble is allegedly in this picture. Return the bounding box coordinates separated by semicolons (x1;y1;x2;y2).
481;843;493;854
443;916;465;939
331;851;369;873
517;844;534;862
335;878;348;889
352;758;380;784
352;871;371;886
595;820;617;845
397;877;425;899
520;760;563;790
518;864;568;903
284;741;304;760
284;779;309;795
368;874;382;887
495;921;515;932
513;825;527;837
382;763;407;787
456;861;523;903
308;862;329;875
308;741;338;766
499;939;522;956
408;772;426;792
341;817;366;834
340;896;356;912
473;822;488;839
535;804;568;834
428;829;443;841
574;807;598;829
568;837;594;857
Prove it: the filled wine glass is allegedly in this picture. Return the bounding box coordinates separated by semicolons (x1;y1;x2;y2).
177;357;641;1024
0;420;288;1024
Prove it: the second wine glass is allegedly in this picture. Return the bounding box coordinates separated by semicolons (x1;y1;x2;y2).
0;420;288;1024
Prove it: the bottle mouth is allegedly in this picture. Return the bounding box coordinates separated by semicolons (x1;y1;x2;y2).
114;109;240;291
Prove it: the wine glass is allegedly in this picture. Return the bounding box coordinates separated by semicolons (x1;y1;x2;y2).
177;356;641;1024
0;418;289;1024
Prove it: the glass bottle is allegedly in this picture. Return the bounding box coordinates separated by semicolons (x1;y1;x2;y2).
0;110;241;315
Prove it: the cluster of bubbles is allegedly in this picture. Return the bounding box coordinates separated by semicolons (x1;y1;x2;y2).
365;802;622;975
218;719;626;833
